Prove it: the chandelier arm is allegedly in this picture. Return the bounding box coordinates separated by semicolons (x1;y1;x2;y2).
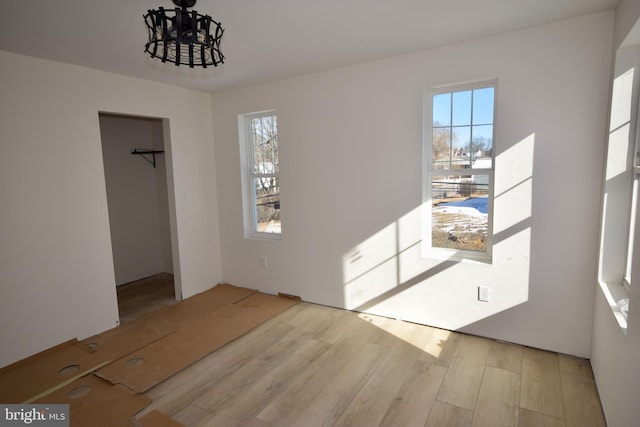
189;11;198;67
160;8;170;63
177;7;185;66
144;11;158;59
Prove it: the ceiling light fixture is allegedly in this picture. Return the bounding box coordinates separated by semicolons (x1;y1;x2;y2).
144;0;224;68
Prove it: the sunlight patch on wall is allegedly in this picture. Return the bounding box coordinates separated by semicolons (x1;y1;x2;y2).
605;68;634;181
494;135;534;232
606;125;632;181
610;69;634;131
342;135;535;331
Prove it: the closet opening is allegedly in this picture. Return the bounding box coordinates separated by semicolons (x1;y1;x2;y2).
98;113;180;324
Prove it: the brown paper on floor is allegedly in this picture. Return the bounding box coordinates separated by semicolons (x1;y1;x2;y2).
0;283;257;404
0;321;173;404
137;410;185;427
0;341;98;404
33;374;151;427
74;284;256;361
76;319;174;362
174;283;257;314
216;291;302;321
136;283;257;335
96;293;299;393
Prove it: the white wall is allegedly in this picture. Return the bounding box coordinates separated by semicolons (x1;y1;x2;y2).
212;12;613;357
99;115;172;285
614;0;640;49
591;1;640;425
0;52;222;368
152;121;174;275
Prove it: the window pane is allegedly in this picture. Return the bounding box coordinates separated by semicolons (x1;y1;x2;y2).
254;176;281;234
452;126;471;169
431;174;489;252
471;125;493;167
433;93;451;126
472;87;494;125
250;115;278;174
432;127;451;169
452;90;472;126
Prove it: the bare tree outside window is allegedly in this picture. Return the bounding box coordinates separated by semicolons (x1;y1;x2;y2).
426;83;496;256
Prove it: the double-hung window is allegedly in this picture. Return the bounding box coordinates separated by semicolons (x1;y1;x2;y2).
623;99;640;293
619;142;638;325
423;81;496;261
240;111;281;239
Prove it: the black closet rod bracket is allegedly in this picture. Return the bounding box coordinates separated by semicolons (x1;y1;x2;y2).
131;149;165;168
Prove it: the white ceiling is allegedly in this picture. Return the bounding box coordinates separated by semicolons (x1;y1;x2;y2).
0;0;620;93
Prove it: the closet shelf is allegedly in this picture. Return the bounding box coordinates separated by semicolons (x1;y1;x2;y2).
131;149;164;168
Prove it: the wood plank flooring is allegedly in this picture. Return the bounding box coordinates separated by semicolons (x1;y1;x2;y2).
116;273;178;324
120;279;606;427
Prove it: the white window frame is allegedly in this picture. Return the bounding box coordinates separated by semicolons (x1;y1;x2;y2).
238;110;281;240
422;80;497;263
623;98;640;292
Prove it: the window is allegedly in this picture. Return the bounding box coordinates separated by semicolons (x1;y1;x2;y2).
623;100;640;293
240;111;281;238
599;64;637;331
423;81;496;260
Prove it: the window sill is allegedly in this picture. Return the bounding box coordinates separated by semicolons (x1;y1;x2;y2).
422;247;492;264
246;232;281;242
597;280;629;336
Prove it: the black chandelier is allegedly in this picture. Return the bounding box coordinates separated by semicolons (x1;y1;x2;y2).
143;0;224;68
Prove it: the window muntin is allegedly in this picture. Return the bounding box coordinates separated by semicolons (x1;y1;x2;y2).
425;82;496;259
242;111;281;238
432;87;494;171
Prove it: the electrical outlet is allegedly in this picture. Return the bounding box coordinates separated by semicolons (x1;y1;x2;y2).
478;286;491;302
261;256;268;268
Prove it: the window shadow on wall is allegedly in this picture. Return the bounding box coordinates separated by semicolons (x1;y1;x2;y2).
342;134;535;330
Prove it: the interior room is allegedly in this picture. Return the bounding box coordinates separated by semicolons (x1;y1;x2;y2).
1;0;639;426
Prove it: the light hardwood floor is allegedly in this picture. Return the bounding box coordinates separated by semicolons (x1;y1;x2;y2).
116;273;178;324
122;278;606;427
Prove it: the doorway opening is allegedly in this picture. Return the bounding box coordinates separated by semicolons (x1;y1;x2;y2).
98;113;180;323
116;273;179;324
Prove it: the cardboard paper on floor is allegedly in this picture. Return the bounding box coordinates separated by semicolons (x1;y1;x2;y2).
0;283;257;404
0;284;299;426
96;293;300;392
78;284;256;356
216;291;303;321
34;374;151;427
0;340;98;404
172;283;257;314
136;283;257;335
76;319;174;363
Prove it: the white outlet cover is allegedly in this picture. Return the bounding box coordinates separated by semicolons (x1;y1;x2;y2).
478;286;491;302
